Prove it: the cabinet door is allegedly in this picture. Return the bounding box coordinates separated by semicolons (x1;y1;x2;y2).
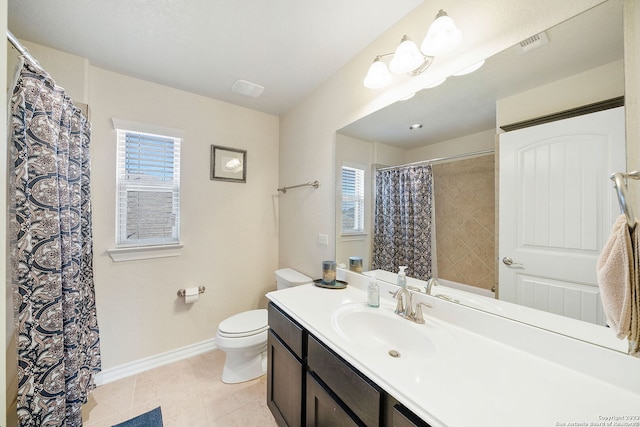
306;373;361;427
267;331;303;427
391;404;431;427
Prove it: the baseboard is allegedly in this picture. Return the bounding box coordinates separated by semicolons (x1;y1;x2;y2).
95;338;218;386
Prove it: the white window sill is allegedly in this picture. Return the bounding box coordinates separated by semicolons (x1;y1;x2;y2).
108;244;184;262
341;233;367;242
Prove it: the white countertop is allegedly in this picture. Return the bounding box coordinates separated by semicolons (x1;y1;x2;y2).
266;282;640;427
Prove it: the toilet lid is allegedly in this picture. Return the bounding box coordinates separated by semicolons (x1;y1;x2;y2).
218;309;268;337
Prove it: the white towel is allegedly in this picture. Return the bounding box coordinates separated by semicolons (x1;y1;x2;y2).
597;214;640;356
630;228;640;356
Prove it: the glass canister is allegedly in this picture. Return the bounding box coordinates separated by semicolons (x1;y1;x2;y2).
322;260;337;285
349;256;363;273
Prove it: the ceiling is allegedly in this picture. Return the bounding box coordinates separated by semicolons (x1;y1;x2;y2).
8;0;423;116
339;0;623;149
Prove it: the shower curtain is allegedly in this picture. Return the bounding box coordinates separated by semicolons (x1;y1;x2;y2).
9;59;101;426
372;164;434;280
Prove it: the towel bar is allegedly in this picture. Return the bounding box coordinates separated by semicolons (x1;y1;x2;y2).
277;180;319;193
610;171;640;229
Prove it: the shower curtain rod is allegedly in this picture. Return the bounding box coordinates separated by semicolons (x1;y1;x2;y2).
7;30;38;65
376;148;495;172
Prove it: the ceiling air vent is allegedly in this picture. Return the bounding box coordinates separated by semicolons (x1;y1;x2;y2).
232;79;265;98
516;31;549;54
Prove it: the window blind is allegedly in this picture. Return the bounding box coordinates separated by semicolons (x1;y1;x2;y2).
341;165;365;234
116;129;181;246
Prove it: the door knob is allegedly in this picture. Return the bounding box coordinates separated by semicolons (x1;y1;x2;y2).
502;256;523;266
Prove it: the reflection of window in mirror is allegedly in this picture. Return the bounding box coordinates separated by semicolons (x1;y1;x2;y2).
341;163;365;235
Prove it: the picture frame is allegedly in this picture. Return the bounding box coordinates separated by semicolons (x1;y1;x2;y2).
210;145;247;183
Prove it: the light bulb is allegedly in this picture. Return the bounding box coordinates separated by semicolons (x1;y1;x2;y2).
389;36;425;74
421;10;462;57
364;58;392;89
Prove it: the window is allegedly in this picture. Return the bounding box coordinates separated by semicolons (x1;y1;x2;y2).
341;164;365;235
114;120;181;248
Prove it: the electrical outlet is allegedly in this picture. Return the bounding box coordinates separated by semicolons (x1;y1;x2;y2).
318;234;329;245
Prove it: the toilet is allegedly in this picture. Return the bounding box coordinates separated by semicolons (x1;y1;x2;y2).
215;268;312;383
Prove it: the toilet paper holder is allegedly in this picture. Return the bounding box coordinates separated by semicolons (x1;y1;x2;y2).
177;286;206;297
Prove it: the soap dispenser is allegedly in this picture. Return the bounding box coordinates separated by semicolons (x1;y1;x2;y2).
397;266;408;288
367;273;379;307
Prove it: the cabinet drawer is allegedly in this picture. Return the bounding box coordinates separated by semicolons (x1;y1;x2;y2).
268;302;304;359
307;335;381;427
391;404;431;427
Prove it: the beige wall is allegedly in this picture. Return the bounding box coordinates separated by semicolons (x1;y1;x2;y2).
496;59;624;128
408;129;496;161
335;134;373;270
6;42;280;371
279;0;608;279
89;67;280;369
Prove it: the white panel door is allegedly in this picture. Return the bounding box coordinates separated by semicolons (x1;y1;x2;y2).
499;107;625;325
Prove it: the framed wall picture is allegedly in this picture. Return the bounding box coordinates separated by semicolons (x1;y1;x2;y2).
210;145;247;183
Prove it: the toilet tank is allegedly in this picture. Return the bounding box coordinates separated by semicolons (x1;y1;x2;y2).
275;268;312;290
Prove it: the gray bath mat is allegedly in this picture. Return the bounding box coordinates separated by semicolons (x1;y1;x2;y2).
112;406;163;427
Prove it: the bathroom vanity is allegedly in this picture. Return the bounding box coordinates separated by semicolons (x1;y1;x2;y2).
266;270;640;427
267;301;428;427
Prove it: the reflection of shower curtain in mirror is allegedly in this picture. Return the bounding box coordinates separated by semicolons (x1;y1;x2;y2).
372;164;433;280
10;59;101;426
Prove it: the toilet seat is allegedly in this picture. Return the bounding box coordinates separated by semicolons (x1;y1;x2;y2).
217;309;268;338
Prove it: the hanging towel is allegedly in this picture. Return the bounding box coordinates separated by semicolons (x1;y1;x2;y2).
630;228;640;356
597;214;640;356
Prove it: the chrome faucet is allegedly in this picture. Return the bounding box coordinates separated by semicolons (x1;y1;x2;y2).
392;287;412;317
425;277;440;295
391;288;432;324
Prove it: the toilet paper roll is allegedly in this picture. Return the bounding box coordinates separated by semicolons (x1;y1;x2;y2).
184;286;199;304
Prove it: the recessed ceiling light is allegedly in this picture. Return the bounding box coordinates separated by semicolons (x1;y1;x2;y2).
409;123;423;130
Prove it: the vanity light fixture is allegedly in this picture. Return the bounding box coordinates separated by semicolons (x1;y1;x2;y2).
363;9;462;89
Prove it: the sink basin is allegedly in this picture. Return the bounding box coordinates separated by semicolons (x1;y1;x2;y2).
331;304;437;360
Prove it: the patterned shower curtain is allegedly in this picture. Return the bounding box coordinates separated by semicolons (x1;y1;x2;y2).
372;164;434;280
9;59;101;426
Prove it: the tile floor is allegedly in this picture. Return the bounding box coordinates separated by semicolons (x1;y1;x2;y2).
82;350;278;427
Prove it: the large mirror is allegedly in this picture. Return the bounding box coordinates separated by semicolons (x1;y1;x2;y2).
335;0;628;351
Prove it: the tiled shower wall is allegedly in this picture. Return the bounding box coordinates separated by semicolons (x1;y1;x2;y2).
432;155;495;291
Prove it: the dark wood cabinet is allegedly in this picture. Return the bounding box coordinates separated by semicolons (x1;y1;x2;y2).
307;335;381;427
268;331;303;427
306;372;361;427
267;303;306;427
267;302;430;427
391;405;431;427
268;302;304;358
